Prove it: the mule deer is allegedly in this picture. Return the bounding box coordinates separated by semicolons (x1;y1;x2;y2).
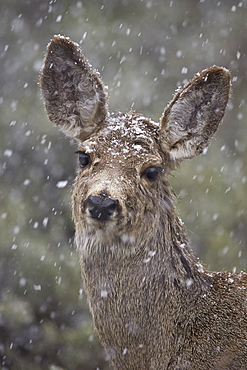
40;35;247;369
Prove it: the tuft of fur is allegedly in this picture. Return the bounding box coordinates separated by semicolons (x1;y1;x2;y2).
41;36;247;370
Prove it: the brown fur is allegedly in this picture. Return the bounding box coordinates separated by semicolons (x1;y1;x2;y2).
40;35;247;369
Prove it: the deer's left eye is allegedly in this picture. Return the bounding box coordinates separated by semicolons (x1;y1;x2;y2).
142;166;163;181
75;151;90;168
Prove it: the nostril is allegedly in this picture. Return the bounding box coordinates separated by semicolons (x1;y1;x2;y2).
103;198;118;212
88;196;103;209
87;195;118;221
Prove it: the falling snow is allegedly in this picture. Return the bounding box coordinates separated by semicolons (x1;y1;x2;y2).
1;0;247;368
56;180;68;188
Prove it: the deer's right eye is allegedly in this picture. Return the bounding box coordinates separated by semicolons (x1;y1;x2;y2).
142;165;163;181
75;151;90;168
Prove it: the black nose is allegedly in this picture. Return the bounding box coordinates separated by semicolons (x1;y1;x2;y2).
87;195;118;221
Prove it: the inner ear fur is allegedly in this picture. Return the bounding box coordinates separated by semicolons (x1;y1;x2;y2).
159;66;231;161
40;35;108;141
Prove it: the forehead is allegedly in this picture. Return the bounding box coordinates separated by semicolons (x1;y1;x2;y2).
83;113;160;158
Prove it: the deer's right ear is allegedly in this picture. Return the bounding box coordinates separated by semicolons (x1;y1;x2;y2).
40;35;108;141
159;67;231;162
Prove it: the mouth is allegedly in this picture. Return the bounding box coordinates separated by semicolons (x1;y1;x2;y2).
86;214;116;226
82;209;131;240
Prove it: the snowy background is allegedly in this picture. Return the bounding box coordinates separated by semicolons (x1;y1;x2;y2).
1;0;247;369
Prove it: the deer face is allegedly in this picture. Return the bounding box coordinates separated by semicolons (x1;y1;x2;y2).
72;113;172;243
40;36;230;248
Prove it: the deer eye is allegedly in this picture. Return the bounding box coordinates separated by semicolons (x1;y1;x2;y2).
142;166;163;181
75;151;90;168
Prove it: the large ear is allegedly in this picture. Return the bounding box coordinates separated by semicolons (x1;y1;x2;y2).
40;35;108;141
159;66;231;161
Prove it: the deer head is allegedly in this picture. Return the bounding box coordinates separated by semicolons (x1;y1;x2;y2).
40;35;230;255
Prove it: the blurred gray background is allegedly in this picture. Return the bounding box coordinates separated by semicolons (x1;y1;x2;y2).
1;0;247;369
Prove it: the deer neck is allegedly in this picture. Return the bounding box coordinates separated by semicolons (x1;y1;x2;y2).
77;211;208;302
76;212;211;368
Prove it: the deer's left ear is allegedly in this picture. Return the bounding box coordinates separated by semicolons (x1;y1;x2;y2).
159;67;231;161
